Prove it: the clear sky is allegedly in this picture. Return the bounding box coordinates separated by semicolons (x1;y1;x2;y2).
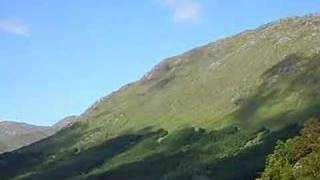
1;0;320;126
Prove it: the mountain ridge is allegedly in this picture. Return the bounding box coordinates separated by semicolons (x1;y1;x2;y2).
0;14;320;180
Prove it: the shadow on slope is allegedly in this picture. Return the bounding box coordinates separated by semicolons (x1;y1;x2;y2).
0;123;85;179
87;53;320;180
86;125;299;180
1;54;319;180
11;128;167;180
234;53;320;130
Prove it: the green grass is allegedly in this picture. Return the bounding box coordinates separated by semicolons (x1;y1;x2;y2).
0;15;320;180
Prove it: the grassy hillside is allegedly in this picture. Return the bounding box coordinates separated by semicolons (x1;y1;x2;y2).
0;15;320;180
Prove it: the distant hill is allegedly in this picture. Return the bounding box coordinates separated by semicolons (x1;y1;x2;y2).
0;121;51;153
0;116;78;154
0;14;320;180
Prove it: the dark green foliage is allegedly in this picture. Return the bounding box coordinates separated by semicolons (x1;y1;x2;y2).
262;119;320;180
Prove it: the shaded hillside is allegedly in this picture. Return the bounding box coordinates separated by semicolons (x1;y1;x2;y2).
0;15;320;180
0;121;50;154
0;116;78;154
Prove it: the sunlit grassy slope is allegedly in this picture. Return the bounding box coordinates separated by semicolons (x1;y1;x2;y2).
1;15;320;180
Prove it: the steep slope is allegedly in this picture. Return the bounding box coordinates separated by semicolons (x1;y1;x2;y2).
0;121;50;153
0;14;320;180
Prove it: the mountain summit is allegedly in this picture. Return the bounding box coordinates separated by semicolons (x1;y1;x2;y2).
1;14;320;180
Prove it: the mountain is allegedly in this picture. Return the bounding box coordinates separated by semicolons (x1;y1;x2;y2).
0;14;320;180
0;116;78;154
0;121;50;153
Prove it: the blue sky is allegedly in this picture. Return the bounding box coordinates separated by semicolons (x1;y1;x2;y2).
1;0;320;126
